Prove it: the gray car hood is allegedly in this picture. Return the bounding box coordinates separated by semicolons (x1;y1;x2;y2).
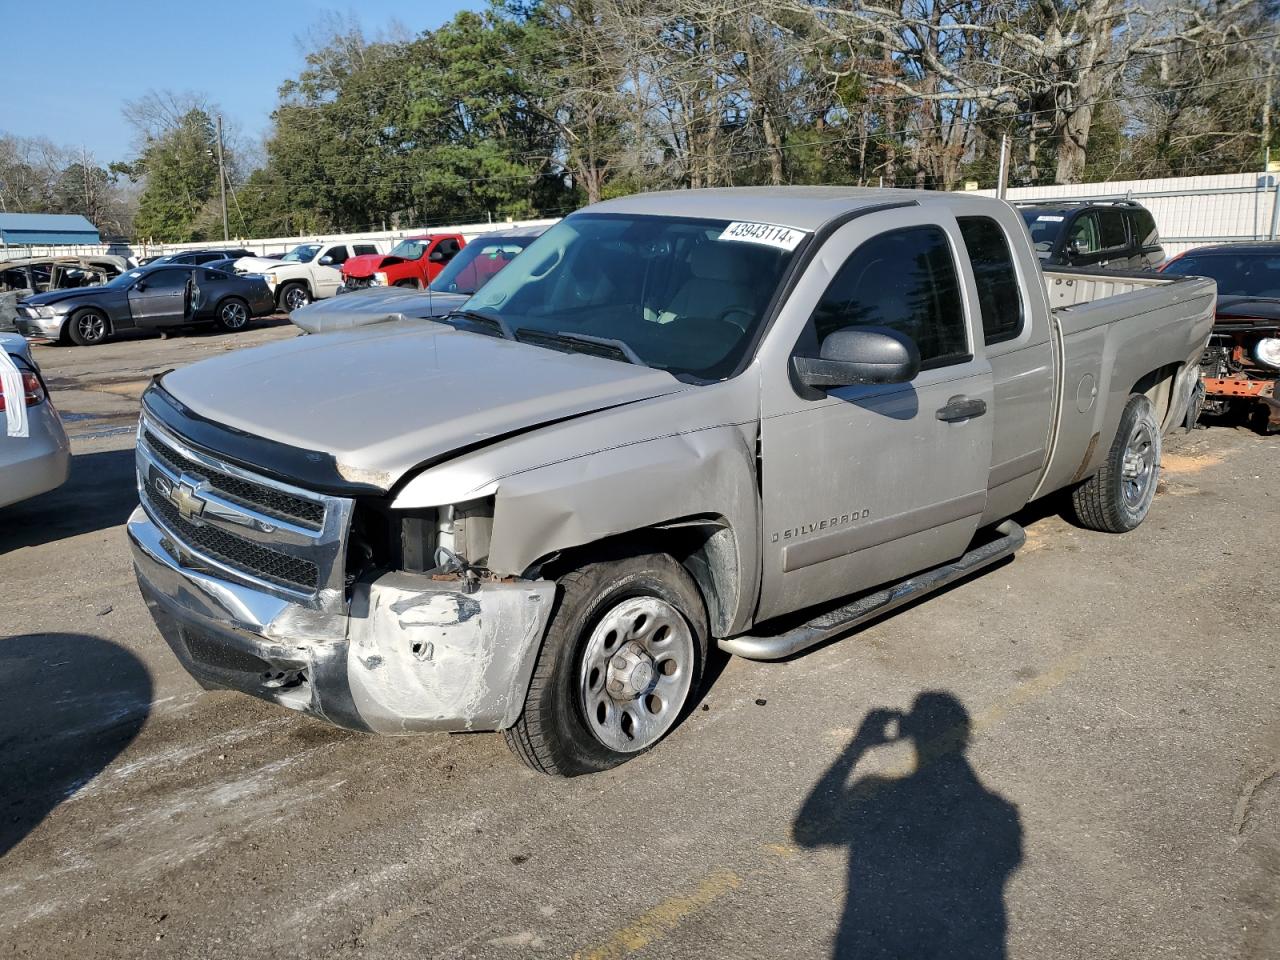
291;287;468;335
158;321;687;489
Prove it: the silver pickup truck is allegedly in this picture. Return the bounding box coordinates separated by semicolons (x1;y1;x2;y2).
128;188;1214;776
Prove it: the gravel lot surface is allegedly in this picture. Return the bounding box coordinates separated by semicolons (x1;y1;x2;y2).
2;320;1277;959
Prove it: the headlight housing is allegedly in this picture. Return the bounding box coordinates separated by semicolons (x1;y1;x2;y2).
35;306;56;318
263;273;278;288
371;272;389;286
398;499;494;573
1253;337;1280;370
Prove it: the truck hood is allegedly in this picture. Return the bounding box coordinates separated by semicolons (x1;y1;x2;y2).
292;288;467;334
157;322;687;490
235;256;287;274
342;253;400;278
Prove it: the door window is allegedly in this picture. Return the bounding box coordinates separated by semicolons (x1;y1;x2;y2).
140;269;190;291
323;246;349;265
1066;214;1101;256
1097;209;1127;250
810;225;969;369
957;217;1023;346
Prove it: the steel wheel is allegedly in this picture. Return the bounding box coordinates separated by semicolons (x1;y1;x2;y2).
1120;421;1156;508
578;595;695;753
283;285;311;311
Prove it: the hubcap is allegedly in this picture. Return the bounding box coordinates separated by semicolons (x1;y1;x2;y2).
579;596;694;753
285;287;309;310
1120;422;1156;507
222;302;247;327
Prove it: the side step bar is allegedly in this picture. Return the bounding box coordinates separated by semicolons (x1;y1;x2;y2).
719;520;1026;662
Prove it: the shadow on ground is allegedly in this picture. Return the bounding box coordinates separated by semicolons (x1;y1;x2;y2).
794;692;1023;959
0;633;152;857
0;447;136;552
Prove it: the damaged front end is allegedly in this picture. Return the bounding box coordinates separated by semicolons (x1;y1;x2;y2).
128;403;556;735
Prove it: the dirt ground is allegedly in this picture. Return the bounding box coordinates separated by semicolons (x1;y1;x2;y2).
2;320;1277;959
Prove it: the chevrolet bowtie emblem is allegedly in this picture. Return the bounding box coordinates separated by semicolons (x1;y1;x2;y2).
156;474;206;522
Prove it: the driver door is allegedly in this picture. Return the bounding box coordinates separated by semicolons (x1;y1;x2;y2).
755;208;994;621
128;268;191;326
314;244;348;297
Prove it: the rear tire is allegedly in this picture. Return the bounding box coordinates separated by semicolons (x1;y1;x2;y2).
1069;394;1161;533
67;309;109;346
214;297;250;332
504;553;707;777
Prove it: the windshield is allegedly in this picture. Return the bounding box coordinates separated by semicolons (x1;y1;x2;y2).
463;214;803;379
429;237;533;296
281;243;321;263
1020;210;1066;252
1162;253;1280;299
389;239;428;261
107;269;149;288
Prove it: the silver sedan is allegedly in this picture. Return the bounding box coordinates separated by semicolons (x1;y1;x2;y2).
1;333;70;508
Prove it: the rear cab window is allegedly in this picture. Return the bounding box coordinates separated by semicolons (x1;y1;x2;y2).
810;225;970;371
352;244;379;257
957;217;1024;346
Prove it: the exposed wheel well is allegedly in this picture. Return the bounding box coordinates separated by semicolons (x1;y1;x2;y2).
527;517;742;637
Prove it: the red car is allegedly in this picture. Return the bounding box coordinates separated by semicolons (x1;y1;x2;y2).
340;233;466;292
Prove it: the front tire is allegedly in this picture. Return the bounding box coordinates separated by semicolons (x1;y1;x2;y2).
505;553;707;776
1069;394;1161;533
279;282;311;312
215;297;250;332
68;309;109;346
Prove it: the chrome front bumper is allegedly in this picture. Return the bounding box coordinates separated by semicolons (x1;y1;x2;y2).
129;507;557;734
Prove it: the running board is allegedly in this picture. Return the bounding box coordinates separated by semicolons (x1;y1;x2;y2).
719;520;1026;662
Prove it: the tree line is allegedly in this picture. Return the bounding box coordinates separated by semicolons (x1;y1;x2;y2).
2;0;1277;243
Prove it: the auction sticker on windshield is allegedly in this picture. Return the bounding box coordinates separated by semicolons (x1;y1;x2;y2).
1036;215;1065;222
718;221;807;251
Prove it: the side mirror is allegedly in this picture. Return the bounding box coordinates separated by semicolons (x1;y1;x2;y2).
318;255;333;266
429;249;444;262
1069;237;1090;257
791;326;921;390
134;280;147;292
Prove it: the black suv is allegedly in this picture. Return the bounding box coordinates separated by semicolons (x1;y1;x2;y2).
140;248;255;267
1017;200;1164;271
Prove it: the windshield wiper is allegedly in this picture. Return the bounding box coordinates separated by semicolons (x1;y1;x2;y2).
444;309;516;340
515;328;642;365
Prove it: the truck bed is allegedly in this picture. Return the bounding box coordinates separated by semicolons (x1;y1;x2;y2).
1033;267;1216;499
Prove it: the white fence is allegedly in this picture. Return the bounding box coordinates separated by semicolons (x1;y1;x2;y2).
973;171;1280;256
3;172;1277;262
0;217;562;262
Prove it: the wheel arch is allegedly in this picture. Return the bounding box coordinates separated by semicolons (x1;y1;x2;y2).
527;515;744;638
68;304;112;337
1130;361;1184;432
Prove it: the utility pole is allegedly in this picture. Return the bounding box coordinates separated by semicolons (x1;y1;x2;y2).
215;115;229;242
996;133;1011;200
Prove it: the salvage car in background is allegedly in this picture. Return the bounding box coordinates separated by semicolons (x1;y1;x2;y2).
15;263;274;345
234;240;384;312
128;188;1212;776
339;232;466;292
1161;241;1280;432
291;225;547;334
1018;200;1164;271
141;247;256;267
1;332;69;508
1;255;130;332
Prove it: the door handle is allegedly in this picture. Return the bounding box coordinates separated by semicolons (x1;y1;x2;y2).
935;396;987;422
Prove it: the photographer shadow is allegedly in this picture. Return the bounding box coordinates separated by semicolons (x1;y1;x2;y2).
793;692;1022;959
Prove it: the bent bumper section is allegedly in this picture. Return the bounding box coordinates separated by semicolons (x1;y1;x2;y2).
129;506;556;734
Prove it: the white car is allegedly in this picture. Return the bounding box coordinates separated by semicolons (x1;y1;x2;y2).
1;333;70;508
235;240;385;312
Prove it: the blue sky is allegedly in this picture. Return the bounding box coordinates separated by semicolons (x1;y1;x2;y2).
4;0;477;164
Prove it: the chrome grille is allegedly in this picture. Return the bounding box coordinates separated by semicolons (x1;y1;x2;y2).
143;475;320;591
142;429;324;529
137;417;353;606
